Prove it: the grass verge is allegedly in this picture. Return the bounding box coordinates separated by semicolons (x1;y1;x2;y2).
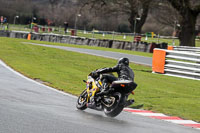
0;37;200;122
19;37;153;57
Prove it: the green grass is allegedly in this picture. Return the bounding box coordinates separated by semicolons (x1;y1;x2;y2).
76;32;181;45
20;38;153;58
0;37;200;122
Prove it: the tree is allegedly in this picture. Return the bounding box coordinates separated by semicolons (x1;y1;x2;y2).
49;0;62;12
46;0;71;25
151;1;180;28
80;0;152;33
126;0;152;33
0;0;35;24
167;0;200;46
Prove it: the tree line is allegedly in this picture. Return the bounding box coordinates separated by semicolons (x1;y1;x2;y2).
0;0;200;46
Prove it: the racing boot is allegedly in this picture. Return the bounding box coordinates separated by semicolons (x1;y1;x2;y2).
96;82;109;96
124;99;135;107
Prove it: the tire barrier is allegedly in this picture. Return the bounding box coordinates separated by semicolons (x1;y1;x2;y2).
0;30;168;53
152;48;200;80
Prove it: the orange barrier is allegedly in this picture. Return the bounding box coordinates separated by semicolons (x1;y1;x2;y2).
167;46;174;50
152;49;166;74
27;33;31;40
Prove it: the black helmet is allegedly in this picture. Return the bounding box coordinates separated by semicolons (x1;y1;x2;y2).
118;58;129;66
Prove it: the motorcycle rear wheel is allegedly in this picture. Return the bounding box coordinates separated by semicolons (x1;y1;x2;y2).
104;92;124;117
76;89;87;110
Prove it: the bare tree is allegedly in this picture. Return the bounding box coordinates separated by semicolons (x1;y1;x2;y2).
79;0;153;33
151;1;180;28
49;0;63;12
166;0;200;46
0;0;35;24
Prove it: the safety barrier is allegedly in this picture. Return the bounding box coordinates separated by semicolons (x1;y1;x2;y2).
167;45;200;53
152;48;200;80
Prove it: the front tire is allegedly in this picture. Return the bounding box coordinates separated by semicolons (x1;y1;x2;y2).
104;92;124;117
76;89;88;110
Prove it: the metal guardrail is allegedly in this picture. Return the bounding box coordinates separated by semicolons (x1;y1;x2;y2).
172;46;200;53
152;48;200;80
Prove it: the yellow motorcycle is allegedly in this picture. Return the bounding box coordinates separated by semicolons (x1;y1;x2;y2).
76;72;137;117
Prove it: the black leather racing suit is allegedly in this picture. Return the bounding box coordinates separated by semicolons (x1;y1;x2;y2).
96;64;134;94
97;64;134;81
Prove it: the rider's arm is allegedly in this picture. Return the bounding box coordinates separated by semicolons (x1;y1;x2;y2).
96;65;119;74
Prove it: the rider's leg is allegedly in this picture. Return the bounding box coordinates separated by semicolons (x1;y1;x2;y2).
97;74;117;96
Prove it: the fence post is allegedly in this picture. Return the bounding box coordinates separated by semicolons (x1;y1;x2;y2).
92;31;94;38
112;31;115;40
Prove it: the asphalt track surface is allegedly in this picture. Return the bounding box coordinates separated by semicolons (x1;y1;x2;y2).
0;44;199;133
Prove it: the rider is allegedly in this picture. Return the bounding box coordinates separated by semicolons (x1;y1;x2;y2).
92;57;134;96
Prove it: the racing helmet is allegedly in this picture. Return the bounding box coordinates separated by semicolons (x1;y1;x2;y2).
118;57;129;66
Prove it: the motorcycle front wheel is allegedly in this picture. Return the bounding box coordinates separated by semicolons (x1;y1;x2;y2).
76;89;88;110
104;92;124;117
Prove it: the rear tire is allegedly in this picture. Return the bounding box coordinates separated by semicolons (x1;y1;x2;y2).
76;89;87;110
104;92;124;117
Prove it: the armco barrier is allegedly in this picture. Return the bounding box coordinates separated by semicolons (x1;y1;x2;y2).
168;45;200;53
152;48;200;80
173;46;200;53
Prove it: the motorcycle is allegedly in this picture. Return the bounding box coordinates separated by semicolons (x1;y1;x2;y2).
76;72;137;117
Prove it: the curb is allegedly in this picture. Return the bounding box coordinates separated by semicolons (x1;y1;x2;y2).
123;108;200;130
